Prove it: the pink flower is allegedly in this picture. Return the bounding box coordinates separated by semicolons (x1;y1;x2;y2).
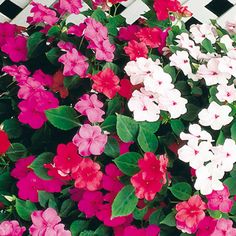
78;191;103;218
72;124;107;156
206;185;233;213
59;0;82;14
58;48;89;77
124;40;148;60
57;41;75;51
118;25;141;41
33;69;53;87
29;208;71;236
196;216;217;236
175;195;207;234
28;2;58;25
71;157;103;191
1;36;27;62
123;225;160;236
0;220;26;236
211;218;236;236
18;91;59;129
75;94;105;123
68;23;86;37
2;65;30;83
0;22;17;48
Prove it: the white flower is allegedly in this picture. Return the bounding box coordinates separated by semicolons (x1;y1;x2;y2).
227;49;236;60
218;56;236;77
180;124;213;145
216;84;236;103
170;51;192;76
197;58;231;86
198;101;233;130
220;35;234;51
226;17;236;34
128;90;160;122
190;23;216;44
178;141;213;169
158;89;187;119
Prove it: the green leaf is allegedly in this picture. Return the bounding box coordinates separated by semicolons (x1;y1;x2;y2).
46;47;62;65
137;127;158;152
91;8;107;24
30;152;54;180
103;63;120;74
45;106;80;130
164;65;176;82
38;191;55;208
101;115;117;133
64;76;81;89
3;118;22;139
0;172;12;191
47;25;61;37
170;119;185;136
116;114;139;142
133;207;148;220
15;198;37;221
224;177;236;195
138;121;161;133
104;137;120;158
202;38;215;53
114;152;142;176
149;209;165;225
181;104;201;122
160;211;176;227
94;225;110;236
80;231;94;236
208;209;222;219
231;121;236;141
60;199;75;218
106;15;125;36
216;130;225;145
70;220;90;236
107;97;122;115
112;185;138;217
27;32;46;58
169;182;192;200
6;143;27;162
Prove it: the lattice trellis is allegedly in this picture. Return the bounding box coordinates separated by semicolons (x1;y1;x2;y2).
0;0;236;27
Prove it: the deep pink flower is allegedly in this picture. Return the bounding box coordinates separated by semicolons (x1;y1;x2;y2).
75;94;105;123
28;2;58;25
211;218;236;236
68;23;86;37
78;191;103;218
2;65;30;83
1;36;27;62
58;48;89;77
57;41;75;51
29;208;71;236
18;91;59;129
72;124;107;156
124;40;148;60
196;216;217;236
206;185;233;213
118;25;141;41
0;22;17;48
32;69;53;87
72;157;103;191
69;188;84;202
59;0;82;14
0;220;26;236
175;195;207;234
123;225;160;236
0;130;10;155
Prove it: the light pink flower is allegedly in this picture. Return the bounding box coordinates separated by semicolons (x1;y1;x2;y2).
1;36;27;62
216;84;236;103
2;65;30;83
58;48;89;77
0;220;26;236
28;2;58;25
0;22;17;48
206;185;233;213
75;94;105;123
211;218;236;236
29;208;71;236
73;124;107;156
59;0;82;14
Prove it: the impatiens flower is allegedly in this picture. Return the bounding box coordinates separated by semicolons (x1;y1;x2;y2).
123;225;160;236
0;220;26;236
124;40;148;60
175;195;207;234
206;185;233;213
0;22;16;48
78;191;103;218
118;25;141;41
226;17;236;34
198;101;233;130
0;130;10;155
118;78;133;99
71;157;103;191
169;51;192;75
91;68;120;99
29;208;71;236
32;69;53;87
28;2;58;25
196;216;217;236
58;48;89;77
218;56;236;77
2;65;30;83
211;218;236;235
1;36;27;62
75;94;105;123
73;124;107;156
220;35;234;51
216;84;236;103
59;0;82;14
68;23;86;37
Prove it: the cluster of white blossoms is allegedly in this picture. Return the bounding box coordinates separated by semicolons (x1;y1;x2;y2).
178;124;236;195
124;57;187;121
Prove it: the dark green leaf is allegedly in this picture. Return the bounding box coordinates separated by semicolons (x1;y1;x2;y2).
27;32;46;58
231;121;236;141
133;207;148;220
169;182;192;200
47;25;61;37
138;121;161;133
91;8;107;24
6;143;27;162
46;47;62;65
101;115;117;133
170;119;185;136
104;137;120;158
149;209;165;225
160;211;176;226
38;191;55;208
15;198;37;221
181;104;201;122
60;199;75;218
3;118;22;139
107;96;122;115
224;177;236;195
202;38;215;53
70;220;90;236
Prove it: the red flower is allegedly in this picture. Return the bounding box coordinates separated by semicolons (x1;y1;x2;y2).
124;40;148;61
118;25;141;41
0;130;10;155
91;68;120;99
176;195;207;234
72;158;103;191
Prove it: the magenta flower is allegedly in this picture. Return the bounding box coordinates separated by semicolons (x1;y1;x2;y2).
68;23;86;37
29;208;71;236
0;220;26;236
32;69;53;87
123;225;160;236
28;2;58;25
59;0;82;14
2;65;30;83
196;216;217;236
0;22;17;48
73;124;107;156
75;94;105;123
58;48;89;77
1;36;27;62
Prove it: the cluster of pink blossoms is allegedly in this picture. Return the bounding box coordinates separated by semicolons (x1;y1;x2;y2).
2;65;59;129
0;220;26;236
